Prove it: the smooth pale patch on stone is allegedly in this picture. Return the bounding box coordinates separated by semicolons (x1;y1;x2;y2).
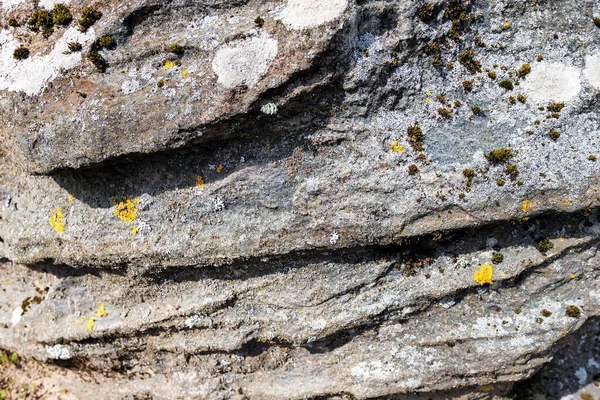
583;54;600;89
0;27;95;96
520;62;581;103
212;35;278;89
278;0;348;29
10;306;22;325
2;0;70;10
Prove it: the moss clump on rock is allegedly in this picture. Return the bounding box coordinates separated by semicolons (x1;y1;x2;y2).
491;253;504;264
517;93;526;103
13;46;30;60
549;129;561;141
547;102;565;113
458;50;482;73
52;4;72;25
254;15;265;27
408;164;419;175
8;18;19;27
169;43;184;55
418;4;435;22
28;9;53;34
594;17;600;28
68;42;82;52
485;148;513;164
407;124;424;151
78;7;102;32
535;238;554;254
565;305;581;318
438;108;453;118
517;63;531;79
471;105;483;115
87;51;107;72
499;80;514;90
462;79;473;92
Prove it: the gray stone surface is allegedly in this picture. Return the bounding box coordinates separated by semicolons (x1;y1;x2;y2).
0;0;600;398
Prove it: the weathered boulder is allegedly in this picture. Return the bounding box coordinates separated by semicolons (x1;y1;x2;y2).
0;0;599;398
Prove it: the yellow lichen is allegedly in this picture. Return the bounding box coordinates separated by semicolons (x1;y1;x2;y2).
113;198;138;223
67;195;74;202
86;318;95;331
132;226;139;234
389;141;405;153
522;199;532;213
474;264;493;285
196;176;205;189
95;303;108;317
49;207;64;233
564;199;570;205
181;69;189;76
164;61;174;70
216;164;224;173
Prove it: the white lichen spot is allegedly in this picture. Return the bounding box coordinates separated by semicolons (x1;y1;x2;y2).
520;62;581;103
351;360;393;381
45;344;71;360
212;35;278;89
278;0;348;29
261;102;278;115
575;367;588;385
213;196;225;212
583;54;600;89
10;306;22;325
329;231;339;244
0;27;95;96
439;296;456;309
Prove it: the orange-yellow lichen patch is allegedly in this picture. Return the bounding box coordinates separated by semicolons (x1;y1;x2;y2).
164;61;175;70
132;226;139;234
49;207;64;233
95;303;108;317
113;198;139;223
67;195;74;202
196;176;205;189
389;141;405;153
564;199;571;205
522;200;532;213
181;69;189;76
86;318;95;331
474;264;493;285
216;164;224;173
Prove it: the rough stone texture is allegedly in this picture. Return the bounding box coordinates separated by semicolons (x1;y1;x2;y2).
0;0;600;398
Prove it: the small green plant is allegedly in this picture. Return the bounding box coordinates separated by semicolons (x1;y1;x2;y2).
10;353;18;363
68;42;82;52
13;46;30;60
254;15;265;27
28;9;53;34
497;178;505;186
487;70;497;79
157;79;165;88
517;63;531;78
169;43;184;55
517;93;526;103
541;309;552;318
87;51;107;72
565;305;581;318
408;164;419;175
594;17;600;28
537;54;544;62
78;6;102;32
499;79;514;90
52;4;72;25
535;238;554;254
458;50;482;73
471;105;483;115
491;252;504;264
424;42;438;55
549;129;560;141
8;18;19;27
589;154;597;161
454;99;461;107
485;148;513;164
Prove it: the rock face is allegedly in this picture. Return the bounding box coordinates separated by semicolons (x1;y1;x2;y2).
0;0;599;398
